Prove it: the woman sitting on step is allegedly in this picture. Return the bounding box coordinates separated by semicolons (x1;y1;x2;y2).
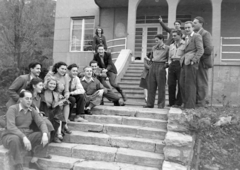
44;62;72;134
41;76;68;143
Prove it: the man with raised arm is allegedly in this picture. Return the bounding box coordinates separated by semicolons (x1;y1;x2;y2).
158;16;185;45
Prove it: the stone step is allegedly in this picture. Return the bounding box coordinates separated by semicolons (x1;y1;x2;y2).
126;70;144;73
113;89;169;95
47;143;163;168
63;131;164;153
84;115;167;129
125;94;169;100
123;73;142;77
91;106;168;120
128;67;145;70
129;63;144;67
104;99;170;107
38;155;160;170
121;77;141;81
68;122;166;140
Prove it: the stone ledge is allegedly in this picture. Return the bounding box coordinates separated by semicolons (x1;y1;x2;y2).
167;108;188;132
164;131;193;147
162;161;187;170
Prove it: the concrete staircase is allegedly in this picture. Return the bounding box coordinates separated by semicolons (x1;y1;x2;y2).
0;106;168;170
112;62;169;107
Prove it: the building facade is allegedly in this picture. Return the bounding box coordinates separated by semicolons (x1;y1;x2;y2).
53;0;240;105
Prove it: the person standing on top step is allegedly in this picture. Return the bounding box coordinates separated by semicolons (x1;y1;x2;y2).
139;52;152;103
168;30;185;107
180;21;204;109
193;16;213;107
143;34;169;108
93;44;127;102
158;16;185;45
92;27;107;53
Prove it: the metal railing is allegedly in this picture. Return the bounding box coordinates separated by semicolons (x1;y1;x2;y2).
221;37;240;61
106;38;127;60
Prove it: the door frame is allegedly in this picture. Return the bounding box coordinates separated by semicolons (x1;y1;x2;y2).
134;24;162;62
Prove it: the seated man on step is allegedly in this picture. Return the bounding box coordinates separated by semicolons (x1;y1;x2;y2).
1;90;50;170
80;66;124;114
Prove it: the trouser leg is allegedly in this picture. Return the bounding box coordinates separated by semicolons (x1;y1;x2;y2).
69;94;85;116
147;63;157;107
168;63;177;106
197;60;209;105
99;77;111;89
184;63;198;109
69;96;76;118
2;135;23;165
156;63;166;108
180;65;185;105
27;132;48;158
175;62;182;106
103;90;120;103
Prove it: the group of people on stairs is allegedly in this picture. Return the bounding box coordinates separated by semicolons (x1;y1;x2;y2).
140;16;213;109
0;29;127;169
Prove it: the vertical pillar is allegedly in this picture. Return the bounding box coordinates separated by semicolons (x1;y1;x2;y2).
211;0;223;64
166;0;180;28
127;0;142;54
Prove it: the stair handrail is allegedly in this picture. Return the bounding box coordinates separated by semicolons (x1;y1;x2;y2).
221;37;240;61
106;37;127;55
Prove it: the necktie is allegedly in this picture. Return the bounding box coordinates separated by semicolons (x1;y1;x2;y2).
69;78;73;92
100;56;106;68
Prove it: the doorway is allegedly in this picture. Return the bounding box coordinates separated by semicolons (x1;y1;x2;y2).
134;24;162;62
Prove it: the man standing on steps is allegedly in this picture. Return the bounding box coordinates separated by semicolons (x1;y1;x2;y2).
93;44;127;102
168;30;185;107
158;16;185;45
180;21;204;109
193;16;213;107
6;62;42;108
143;34;169;109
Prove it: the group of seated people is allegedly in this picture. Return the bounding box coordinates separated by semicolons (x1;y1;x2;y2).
1;44;126;170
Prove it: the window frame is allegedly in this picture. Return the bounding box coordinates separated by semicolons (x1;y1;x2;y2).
69;16;95;52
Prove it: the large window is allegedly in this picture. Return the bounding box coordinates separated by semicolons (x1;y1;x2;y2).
70;17;95;52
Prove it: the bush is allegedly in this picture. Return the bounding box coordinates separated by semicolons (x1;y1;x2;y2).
185;107;240;170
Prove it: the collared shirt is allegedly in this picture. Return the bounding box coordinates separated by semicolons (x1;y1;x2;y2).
82;77;94;83
152;44;169;62
81;77;103;95
169;40;185;60
67;74;85;95
19;103;32;114
185;31;194;44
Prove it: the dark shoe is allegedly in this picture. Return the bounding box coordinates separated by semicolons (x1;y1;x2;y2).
64;126;72;134
143;105;153;108
84;109;92;115
15;164;23;170
53;137;62;143
44;155;52;159
29;161;45;170
114;100;125;106
100;99;104;105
